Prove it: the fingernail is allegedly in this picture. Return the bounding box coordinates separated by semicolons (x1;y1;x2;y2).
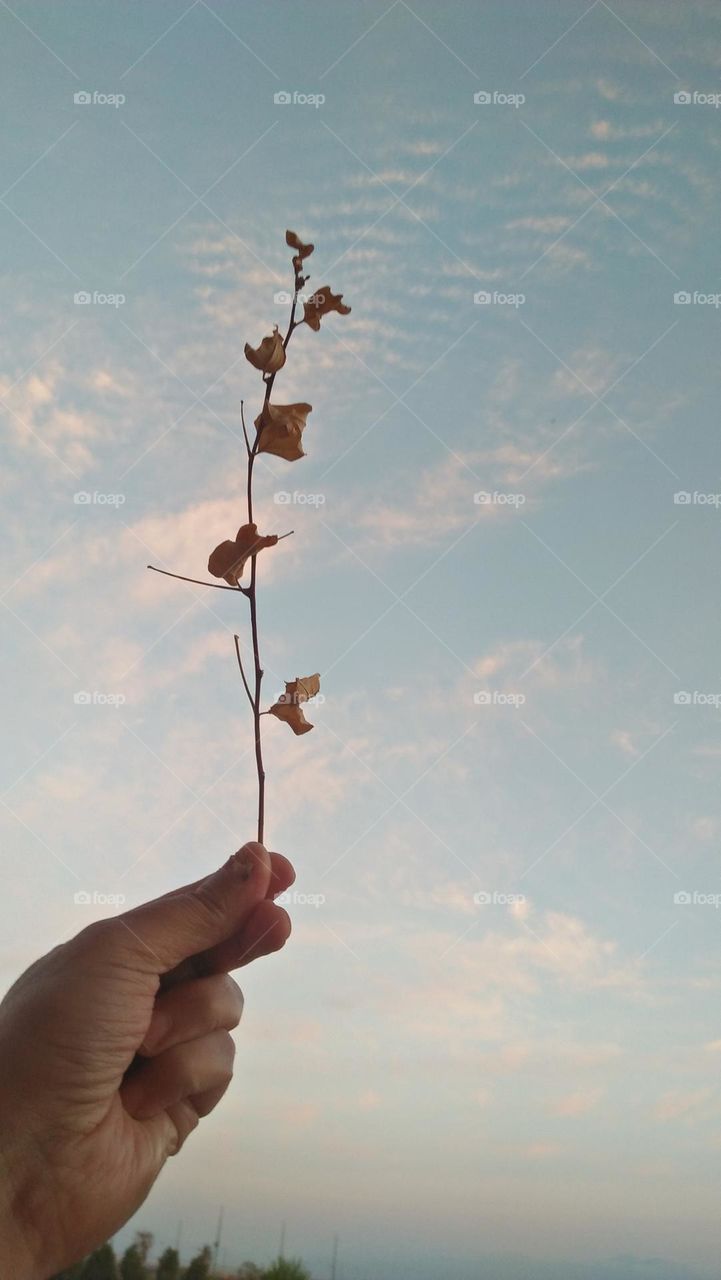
228;844;256;881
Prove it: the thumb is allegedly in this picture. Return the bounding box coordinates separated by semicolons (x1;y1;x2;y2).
117;843;272;973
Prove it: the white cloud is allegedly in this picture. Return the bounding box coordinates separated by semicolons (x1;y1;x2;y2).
654;1089;713;1121
473;635;596;692
550;1087;604;1116
589;119;667;141
0;359;102;473
506;215;573;234
611;729;641;757
692;817;720;842
563;152;610;171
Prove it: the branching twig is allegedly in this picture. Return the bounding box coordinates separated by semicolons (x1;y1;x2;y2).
233;634;255;712
244;265;304;842
148;230;350;847
240;399;251;457
147;565;250;596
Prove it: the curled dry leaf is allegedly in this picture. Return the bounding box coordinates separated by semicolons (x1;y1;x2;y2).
303;285;351;332
244;326;286;374
208;521;279;585
255;401;312;462
269;673;321;735
286;229;314;259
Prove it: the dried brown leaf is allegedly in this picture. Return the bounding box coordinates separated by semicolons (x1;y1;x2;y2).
303;285;351;332
286;229;314;259
286;673;321;702
255;401;312;462
208;521;279;585
244;326;286;374
269;673;321;735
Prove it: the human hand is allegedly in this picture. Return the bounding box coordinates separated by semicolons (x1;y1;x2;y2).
0;842;293;1278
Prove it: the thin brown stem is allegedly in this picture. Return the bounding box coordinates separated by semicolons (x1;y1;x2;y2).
240;400;251;456
233;634;255;711
243;264;304;844
248;553;265;843
147;565;250;596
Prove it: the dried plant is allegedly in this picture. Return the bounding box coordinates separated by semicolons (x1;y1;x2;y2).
148;230;350;843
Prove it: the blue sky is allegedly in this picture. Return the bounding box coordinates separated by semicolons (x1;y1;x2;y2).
3;1;721;1276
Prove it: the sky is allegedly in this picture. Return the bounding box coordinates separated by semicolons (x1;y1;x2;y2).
2;1;721;1276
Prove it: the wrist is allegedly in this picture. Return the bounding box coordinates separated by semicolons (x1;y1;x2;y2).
0;1207;44;1280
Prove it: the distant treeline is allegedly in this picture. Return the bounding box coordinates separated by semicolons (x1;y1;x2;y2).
51;1231;313;1280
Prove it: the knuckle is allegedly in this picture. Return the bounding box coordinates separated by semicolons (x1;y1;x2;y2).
68;917;133;964
160;890;228;954
70;918;114;951
191;883;230;928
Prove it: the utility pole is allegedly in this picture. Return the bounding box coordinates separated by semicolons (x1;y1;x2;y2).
279;1220;286;1259
331;1233;339;1280
212;1206;224;1275
174;1220;183;1256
